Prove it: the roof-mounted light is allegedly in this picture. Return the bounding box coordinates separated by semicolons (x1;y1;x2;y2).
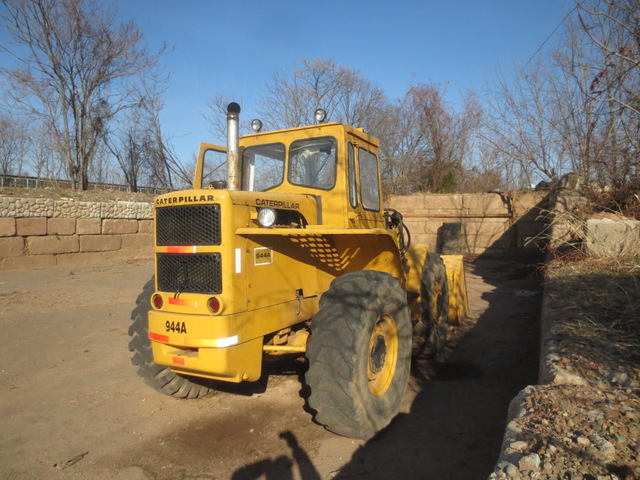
314;108;327;124
251;119;263;132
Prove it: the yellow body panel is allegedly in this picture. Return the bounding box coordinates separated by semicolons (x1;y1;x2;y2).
149;295;318;382
442;254;469;325
148;121;467;383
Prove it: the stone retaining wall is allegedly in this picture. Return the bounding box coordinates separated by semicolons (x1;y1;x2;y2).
0;196;153;270
1;191;553;270
388;191;548;256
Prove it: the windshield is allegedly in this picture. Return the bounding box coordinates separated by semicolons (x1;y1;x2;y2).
242;143;285;191
288;137;336;190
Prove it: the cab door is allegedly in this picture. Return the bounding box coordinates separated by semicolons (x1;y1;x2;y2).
194;143;227;189
346;141;385;230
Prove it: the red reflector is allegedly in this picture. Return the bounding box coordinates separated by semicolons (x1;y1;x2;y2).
208;297;220;313
172;356;186;366
149;332;169;343
152;294;163;309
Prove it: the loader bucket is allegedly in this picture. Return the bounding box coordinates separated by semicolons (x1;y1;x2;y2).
442;254;468;326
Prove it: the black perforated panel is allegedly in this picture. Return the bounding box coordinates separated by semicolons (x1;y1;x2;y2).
156;204;221;246
156;253;222;295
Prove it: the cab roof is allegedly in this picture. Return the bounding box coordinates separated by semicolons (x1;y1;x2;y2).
239;122;379;150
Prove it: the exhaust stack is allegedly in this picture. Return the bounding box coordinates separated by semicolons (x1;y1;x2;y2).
226;102;241;190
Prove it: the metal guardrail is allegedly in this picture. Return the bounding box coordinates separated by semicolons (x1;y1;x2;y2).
0;174;166;195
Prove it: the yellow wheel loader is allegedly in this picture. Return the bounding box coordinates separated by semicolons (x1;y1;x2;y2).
129;103;468;440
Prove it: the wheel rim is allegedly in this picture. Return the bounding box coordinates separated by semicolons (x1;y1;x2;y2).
368;314;399;397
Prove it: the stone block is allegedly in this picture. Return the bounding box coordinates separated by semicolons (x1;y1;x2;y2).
27;235;79;255
553;195;589;214
463;193;508;216
138;220;154;234
76;218;102;235
53;199;101;218
586;218;640;257
102;219;138;235
514;191;546;211
0;254;56;270
80;235;121;252
47;218;76;235
0;218;16;237
106;201;153;220
387;194;424;211
404;219;442;236
121;233;154;250
0;236;24;257
463;218;511;238
409;233;437;251
423;194;464;211
102;248;152;261
16;217;47;236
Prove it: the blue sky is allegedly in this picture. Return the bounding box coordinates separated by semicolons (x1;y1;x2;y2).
2;1;576;164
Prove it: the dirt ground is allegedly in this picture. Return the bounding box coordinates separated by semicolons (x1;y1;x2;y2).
0;255;542;480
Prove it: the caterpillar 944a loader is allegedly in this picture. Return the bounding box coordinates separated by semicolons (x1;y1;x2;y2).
129;102;468;440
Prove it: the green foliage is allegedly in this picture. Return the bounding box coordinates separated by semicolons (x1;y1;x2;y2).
440;172;457;193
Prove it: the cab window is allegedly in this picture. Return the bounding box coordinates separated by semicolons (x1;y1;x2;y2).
202;148;227;187
242;143;285;191
359;148;380;211
348;143;357;208
288;137;337;190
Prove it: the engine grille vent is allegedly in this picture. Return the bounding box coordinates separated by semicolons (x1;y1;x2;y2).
156;204;221;246
157;253;222;295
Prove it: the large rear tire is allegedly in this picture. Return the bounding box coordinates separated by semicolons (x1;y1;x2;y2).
306;271;411;440
412;253;450;358
128;278;213;399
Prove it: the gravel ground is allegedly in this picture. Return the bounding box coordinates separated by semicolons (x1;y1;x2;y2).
489;257;640;480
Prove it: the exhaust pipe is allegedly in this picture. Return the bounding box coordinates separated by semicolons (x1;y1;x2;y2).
226;102;241;190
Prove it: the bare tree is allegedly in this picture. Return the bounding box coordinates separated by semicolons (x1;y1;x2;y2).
480;1;638;215
1;0;163;190
0;113;30;179
257;58;388;132
575;0;639;210
104;71;191;192
576;0;640;115
104;109;146;192
138;73;191;190
28;125;63;181
409;84;483;192
482;62;574;189
375;101;421;195
381;83;482;193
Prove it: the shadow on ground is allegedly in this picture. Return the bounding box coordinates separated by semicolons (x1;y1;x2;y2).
325;256;542;480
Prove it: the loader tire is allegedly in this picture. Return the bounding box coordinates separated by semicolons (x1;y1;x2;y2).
306;271;411;440
128;277;212;399
412;253;450;358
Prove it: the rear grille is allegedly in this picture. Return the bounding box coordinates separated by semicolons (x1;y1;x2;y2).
157;253;222;295
156;204;221;246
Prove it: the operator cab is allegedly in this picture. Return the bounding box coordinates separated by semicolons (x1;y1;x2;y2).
194;106;384;230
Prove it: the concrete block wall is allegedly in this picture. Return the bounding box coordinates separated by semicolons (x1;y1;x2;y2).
1;191;551;269
547;190;640;258
388;191;548;256
0;196;153;270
